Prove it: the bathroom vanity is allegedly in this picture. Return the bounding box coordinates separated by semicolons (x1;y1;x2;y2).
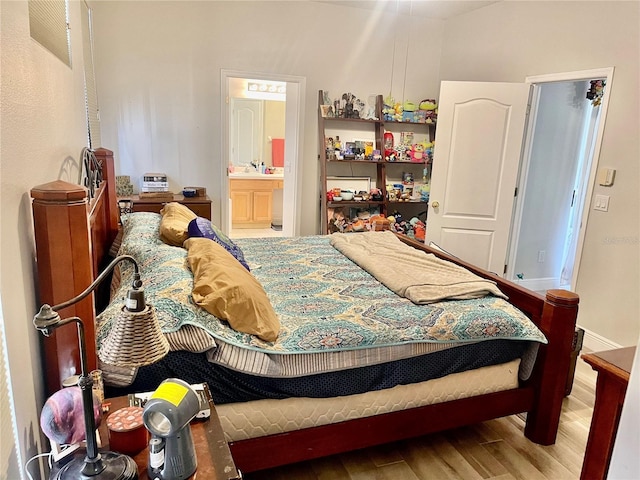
229;172;283;228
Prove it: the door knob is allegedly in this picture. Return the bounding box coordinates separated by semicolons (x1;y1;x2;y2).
432;201;440;208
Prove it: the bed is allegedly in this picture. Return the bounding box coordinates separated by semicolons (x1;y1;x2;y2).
31;148;580;474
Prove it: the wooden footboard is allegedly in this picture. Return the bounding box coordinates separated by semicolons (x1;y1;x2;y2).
227;290;578;473
228;240;579;473
31;151;579;471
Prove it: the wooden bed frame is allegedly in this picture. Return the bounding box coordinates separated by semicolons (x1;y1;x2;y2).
31;149;579;473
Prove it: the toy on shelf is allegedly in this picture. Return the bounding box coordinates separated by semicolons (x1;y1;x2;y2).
382;95;395;121
418;99;438;124
402;101;418;122
382;95;438;124
409;142;427;163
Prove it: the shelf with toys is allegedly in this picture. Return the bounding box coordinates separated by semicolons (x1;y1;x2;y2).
318;90;437;241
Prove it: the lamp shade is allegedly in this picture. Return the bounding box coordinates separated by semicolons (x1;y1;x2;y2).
98;304;169;367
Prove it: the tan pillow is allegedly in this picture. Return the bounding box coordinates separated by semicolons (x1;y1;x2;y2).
159;202;197;246
184;237;280;342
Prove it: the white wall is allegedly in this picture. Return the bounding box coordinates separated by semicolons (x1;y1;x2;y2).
90;0;445;235
439;0;639;347
1;0;91;476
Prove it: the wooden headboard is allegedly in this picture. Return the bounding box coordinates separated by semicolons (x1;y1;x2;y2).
31;148;119;395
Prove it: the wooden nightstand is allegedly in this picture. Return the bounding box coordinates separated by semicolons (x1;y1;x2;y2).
100;395;241;479
119;194;212;220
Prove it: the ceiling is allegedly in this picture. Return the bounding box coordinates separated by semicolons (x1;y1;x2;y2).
313;1;500;20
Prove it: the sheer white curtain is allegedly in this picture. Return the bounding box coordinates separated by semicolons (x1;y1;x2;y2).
81;0;101;149
0;307;21;479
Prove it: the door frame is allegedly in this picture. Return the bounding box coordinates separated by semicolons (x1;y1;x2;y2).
220;69;306;237
506;67;615;290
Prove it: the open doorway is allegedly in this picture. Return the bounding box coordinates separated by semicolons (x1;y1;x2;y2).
507;68;614;291
220;70;306;238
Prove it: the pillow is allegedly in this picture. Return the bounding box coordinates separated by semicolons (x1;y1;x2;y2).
187;217;250;271
159;202;197;246
184;237;280;342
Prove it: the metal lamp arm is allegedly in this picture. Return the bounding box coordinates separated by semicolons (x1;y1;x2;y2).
51;255;141;313
32;255;144;478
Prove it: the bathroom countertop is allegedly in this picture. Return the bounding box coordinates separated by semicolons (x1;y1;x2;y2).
229;171;284;180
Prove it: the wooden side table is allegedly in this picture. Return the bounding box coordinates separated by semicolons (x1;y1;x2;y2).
119;194;212;219
100;395;241;480
580;346;635;480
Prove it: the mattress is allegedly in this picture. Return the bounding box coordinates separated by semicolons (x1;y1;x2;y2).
218;358;521;442
104;339;528;403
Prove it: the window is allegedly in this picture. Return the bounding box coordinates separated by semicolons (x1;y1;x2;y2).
29;0;71;67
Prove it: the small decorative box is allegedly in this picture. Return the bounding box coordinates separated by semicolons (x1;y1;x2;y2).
106;406;147;455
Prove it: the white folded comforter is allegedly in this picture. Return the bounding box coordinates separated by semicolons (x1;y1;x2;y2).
330;231;507;304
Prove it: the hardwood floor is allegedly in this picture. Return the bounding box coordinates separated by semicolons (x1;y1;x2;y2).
244;358;597;480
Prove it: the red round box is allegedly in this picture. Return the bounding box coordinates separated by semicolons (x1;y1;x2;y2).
106;406;148;455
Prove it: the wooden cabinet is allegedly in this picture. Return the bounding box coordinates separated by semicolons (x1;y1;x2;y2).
230;178;283;228
580;347;635;480
318;90;436;235
121;194;212;219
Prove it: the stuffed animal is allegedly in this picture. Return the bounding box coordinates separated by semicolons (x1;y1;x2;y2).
419;99;438;124
425;141;434;162
403;101;417;112
370;215;390;231
409;142;426;162
352;219;366;232
402;101;418;122
419;99;437;111
383;95;395;121
395;103;403;121
414;222;426;242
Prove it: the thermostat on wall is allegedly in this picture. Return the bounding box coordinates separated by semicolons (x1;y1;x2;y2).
597;168;616;187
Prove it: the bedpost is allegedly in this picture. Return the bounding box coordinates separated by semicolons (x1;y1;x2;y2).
31;181;97;395
93;148;119;237
524;289;579;445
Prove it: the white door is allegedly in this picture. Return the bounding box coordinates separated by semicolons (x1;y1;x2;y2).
426;81;531;275
231;98;263;166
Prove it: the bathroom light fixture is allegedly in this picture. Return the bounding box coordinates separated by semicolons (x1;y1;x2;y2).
247;81;286;95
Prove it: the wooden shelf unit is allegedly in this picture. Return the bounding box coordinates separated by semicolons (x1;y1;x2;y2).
318;90;436;234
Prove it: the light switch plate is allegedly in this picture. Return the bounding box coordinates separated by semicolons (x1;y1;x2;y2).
594;194;610;212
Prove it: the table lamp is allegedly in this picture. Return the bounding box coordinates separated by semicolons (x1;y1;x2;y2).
34;255;170;480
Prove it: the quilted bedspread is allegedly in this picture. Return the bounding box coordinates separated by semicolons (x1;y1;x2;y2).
97;213;546;361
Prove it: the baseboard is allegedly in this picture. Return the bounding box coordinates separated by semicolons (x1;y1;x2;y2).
579;325;622;353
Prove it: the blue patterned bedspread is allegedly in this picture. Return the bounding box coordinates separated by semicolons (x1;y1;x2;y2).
97;213;546;360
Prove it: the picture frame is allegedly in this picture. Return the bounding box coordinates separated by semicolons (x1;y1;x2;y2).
320;105;333;118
